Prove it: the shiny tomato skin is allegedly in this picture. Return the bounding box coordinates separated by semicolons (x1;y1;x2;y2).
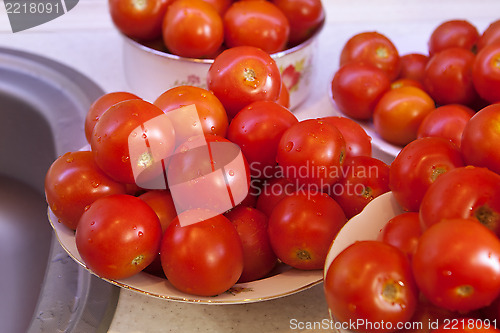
76;194;163;280
389;137;464;212
90;99;176;185
340;31;401;80
417;104;475;148
223;0;290;53
85;91;141;143
227;100;298;178
45;151;127;230
390;78;424;90
138;190;177;232
397;53;429;84
472;42;500;104
331;155;390;219
373;86;436;146
461;104;500;174
331;62;391;120
268;191;347;270
271;0;325;46
153;85;228;144
224;206;277;282
477;19;500;51
108;0;172;41
324;240;418;333
160;211;244;296
423;47;478;106
378;212;422;260
321;116;372;158
412;218;500;312
202;0;232;15
428;19;479;56
162;0;224;58
255;177;296;216
207;46;282;119
276;119;346;189
419;166;500;236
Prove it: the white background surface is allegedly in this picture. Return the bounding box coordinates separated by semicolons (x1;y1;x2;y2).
1;1;500;332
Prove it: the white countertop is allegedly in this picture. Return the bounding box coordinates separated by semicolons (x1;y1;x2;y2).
1;1;499;332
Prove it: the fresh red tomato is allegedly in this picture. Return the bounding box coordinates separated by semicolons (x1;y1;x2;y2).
268;190;347;270
84;91;141;143
271;0;325;46
417;104;475;148
461;103;500;174
321;116;372;158
340;31;401;80
90;99;176;185
108;0;173;41
331;62;391;120
255;176;296;216
428;19;479;56
275;80;290;109
207;46;282;119
423;47;478;106
477;19;500;51
160;210;243;296
224;206;277;282
390;78;425;90
76;194;162;280
45;151;127;230
162;0;224;58
397;53;429;84
331;155;390;219
472;42;500;104
223;0;290;53
227;100;298;178
373;86;435;146
202;0;232;15
389;137;464;212
378;212;421;260
324;240;418;333
138;190;177;232
412;218;500;312
419;166;500;236
167;134;250;214
154;85;228;144
276;119;346;190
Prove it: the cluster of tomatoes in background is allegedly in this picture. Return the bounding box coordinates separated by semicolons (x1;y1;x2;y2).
108;0;325;58
331;19;500;147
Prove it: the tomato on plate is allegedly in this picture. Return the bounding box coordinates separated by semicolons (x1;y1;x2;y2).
419;166;500;236
162;0;224;58
423;47;478;106
417;104;475;148
108;0;173;41
207;46;282;119
276;119;346;189
268;190;346;270
397;53;429;84
331;62;391;120
427;19;479;56
340;31;401;80
154;85;228;144
45;150;127;230
224;206;277;282
378;212;421;260
412;218;500;312
76;194;163;280
472;42;500;104
138;190;177;232
389;137;464;212
373;86;435;146
160;210;243;296
84;91;141;143
324;240;418;333
223;0;290;53
321;116;372;158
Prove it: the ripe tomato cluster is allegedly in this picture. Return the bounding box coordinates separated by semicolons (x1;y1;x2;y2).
331;19;500;147
325;108;500;331
45;45;393;297
108;0;325;58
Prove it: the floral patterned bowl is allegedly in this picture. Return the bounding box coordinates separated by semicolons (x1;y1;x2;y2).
122;20;324;109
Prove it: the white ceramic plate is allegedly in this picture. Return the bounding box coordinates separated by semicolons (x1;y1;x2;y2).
48;208;323;304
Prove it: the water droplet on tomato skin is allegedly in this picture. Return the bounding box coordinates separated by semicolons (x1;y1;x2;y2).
122;155;130;163
91;181;100;188
228;170;235;176
284;141;294;152
138;231;144;237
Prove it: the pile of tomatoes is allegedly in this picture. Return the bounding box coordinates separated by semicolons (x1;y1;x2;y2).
45;44;392;297
108;0;325;58
331;19;500;147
